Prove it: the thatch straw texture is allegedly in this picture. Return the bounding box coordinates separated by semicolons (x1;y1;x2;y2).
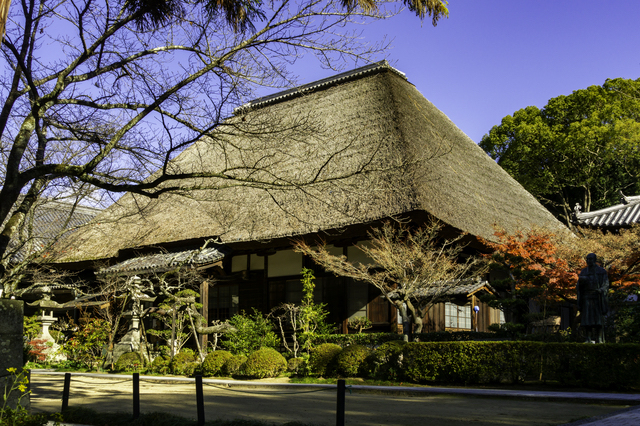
52;64;567;262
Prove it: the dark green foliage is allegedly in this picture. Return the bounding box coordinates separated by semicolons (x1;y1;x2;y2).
170;350;197;376
223;309;280;356
223;354;247;376
242;347;287;379
114;352;144;372
287;357;307;375
312;333;401;348
307;343;342;376
362;341;407;380
401;341;640;390
313;331;498;348
413;331;499;342
149;355;170;374
333;345;370;377
23;315;41;341
480;77;640;225
201;351;234;377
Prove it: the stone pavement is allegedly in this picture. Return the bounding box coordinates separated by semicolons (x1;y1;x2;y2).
30;370;640;425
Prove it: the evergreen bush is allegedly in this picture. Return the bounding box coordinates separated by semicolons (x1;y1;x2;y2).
223;354;247;376
149;354;170;374
287;357;307;375
400;341;640;390
222;309;280;356
242;347;287;379
201;350;233;377
114;352;144;372
363;340;407;380
334;344;370;377
170;350;197;376
308;343;342;376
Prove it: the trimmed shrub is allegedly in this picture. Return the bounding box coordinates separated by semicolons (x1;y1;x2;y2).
363;340;407;380
114;352;144;372
223;354;247;376
242;347;287;379
149;354;170;374
287;357;307;375
170;350;197;376
334;344;369;377
201;350;233;377
400;341;640;390
312;333;401;349
312;331;500;349
308;343;342;376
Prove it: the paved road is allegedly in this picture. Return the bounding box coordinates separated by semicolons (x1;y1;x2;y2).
30;371;640;426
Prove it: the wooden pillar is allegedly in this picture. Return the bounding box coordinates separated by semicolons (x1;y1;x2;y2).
342;246;349;334
263;254;269;313
200;281;209;348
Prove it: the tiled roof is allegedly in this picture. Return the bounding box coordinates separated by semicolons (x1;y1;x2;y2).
574;195;640;228
98;245;230;275
387;278;495;300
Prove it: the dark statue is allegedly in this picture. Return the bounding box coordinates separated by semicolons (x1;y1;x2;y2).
577;253;609;343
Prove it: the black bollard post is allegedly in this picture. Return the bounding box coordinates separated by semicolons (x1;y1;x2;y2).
336;379;345;426
133;373;140;419
195;375;205;426
61;373;71;412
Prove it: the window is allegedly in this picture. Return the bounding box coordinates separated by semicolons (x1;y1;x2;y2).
285;278;324;304
209;284;239;321
348;280;368;320
445;302;471;329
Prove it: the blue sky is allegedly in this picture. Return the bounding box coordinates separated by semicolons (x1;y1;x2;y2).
287;0;640;144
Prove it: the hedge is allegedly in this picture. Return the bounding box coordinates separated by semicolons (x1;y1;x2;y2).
312;331;500;348
401;341;640;390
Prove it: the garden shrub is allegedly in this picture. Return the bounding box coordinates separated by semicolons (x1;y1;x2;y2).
201;350;233;377
149;354;170;374
287;356;307;375
312;333;401;349
114;352;144;372
308;343;342;376
242;347;287;379
363;340;407;380
223;354;247;376
312;331;500;349
334;344;370;377
223;309;281;356
400;341;640;390
63;318;110;369
170;350;197;376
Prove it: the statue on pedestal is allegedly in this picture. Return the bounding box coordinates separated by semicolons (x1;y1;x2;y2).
577;253;609;343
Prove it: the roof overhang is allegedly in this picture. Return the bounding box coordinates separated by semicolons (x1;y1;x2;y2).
97;245;230;276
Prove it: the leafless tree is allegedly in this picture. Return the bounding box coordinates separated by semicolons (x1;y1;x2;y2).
295;220;486;336
0;0;436;297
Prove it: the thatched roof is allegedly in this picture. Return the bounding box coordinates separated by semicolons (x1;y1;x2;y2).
53;61;568;263
574;193;640;229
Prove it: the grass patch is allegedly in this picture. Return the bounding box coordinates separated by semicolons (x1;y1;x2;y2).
59;407;319;426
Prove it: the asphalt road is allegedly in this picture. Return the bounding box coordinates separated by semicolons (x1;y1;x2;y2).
30;372;628;426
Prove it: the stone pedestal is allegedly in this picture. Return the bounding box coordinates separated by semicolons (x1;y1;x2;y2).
109;315;148;365
38;311;66;362
0;299;29;411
